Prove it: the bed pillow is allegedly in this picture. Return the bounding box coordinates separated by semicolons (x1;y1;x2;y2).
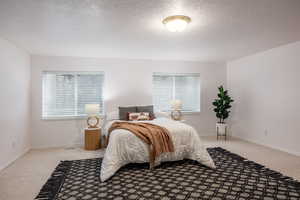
136;105;155;119
128;112;150;121
155;111;170;119
119;106;137;120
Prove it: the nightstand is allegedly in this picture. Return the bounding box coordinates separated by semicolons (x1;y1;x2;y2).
84;128;101;150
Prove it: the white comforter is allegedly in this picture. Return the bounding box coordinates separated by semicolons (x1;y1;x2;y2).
101;118;215;181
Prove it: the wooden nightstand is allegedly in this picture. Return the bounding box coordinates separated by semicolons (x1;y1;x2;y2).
84;128;101;150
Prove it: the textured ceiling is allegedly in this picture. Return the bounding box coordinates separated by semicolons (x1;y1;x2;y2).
0;0;300;62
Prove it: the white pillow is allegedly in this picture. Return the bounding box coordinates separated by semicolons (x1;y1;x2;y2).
155;111;170;118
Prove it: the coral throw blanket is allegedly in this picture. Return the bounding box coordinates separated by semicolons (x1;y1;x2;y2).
108;121;175;168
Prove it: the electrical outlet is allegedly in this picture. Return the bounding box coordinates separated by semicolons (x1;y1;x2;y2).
264;129;268;136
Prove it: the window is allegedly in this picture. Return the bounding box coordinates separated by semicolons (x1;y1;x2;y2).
153;73;200;112
42;71;104;119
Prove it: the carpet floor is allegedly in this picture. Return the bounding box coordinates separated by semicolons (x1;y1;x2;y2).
35;147;300;200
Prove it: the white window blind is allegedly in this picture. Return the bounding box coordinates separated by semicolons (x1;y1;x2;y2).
153;73;200;112
42;71;104;119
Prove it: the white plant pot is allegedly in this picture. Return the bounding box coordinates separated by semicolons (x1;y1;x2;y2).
216;123;227;134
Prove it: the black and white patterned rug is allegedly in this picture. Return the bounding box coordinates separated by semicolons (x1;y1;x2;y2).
36;147;300;200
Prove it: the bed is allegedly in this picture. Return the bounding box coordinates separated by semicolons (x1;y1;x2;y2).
100;117;215;181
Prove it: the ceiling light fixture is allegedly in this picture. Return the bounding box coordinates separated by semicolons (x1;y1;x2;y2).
162;15;191;32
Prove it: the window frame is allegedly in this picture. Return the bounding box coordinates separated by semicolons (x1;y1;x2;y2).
42;71;105;120
152;72;201;113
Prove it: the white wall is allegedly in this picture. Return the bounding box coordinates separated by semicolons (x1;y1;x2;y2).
227;41;300;156
0;38;31;170
31;55;226;148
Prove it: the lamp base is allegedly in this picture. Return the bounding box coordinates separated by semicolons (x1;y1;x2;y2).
87;116;100;128
171;110;182;121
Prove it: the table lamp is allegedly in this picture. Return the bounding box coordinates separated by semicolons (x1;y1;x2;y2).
170;100;182;120
85;104;100;128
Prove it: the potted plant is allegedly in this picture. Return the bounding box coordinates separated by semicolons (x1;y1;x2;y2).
212;86;234;134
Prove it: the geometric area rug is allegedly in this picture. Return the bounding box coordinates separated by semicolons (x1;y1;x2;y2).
35;147;300;200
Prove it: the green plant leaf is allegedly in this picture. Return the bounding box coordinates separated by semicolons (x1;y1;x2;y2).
212;85;233;122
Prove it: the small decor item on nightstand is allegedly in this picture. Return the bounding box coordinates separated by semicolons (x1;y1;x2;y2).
212;86;234;140
85;104;100;128
170;99;182;121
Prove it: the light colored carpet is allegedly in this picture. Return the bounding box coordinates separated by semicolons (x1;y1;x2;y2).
0;136;299;200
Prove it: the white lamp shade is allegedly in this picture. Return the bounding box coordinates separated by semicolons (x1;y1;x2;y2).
85;104;100;115
170;100;182;110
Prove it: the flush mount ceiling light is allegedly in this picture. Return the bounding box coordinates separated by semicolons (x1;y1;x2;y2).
162;15;191;32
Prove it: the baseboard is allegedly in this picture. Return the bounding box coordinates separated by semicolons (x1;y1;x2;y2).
234;135;300;157
31;142;82;150
31;144;67;150
0;147;30;172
